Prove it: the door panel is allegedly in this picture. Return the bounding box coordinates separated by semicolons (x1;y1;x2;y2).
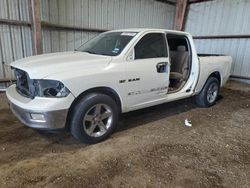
125;32;170;109
125;57;170;108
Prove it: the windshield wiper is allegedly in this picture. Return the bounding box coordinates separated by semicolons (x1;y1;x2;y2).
84;50;98;55
79;50;110;56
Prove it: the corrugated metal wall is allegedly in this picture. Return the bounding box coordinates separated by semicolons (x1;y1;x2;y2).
185;0;250;79
40;0;176;53
0;0;33;79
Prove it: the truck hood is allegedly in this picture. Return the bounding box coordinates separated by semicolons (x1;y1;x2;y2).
11;51;112;79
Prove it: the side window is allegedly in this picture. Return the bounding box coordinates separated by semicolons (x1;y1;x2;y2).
134;33;168;59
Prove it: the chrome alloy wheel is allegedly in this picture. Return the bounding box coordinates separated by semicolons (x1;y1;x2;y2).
83;104;113;137
207;82;219;104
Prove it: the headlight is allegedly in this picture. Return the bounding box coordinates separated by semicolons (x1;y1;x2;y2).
34;80;70;98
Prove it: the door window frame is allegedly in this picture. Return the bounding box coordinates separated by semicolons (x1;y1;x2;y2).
166;33;192;65
166;33;193;79
126;31;169;62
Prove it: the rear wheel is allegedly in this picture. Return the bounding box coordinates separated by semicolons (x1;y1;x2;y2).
196;77;220;107
70;93;118;144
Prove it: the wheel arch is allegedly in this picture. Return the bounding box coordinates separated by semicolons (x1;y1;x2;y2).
195;70;222;95
195;73;221;107
201;71;221;92
65;87;122;130
209;71;221;86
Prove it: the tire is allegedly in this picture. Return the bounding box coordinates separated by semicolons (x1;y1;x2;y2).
70;93;119;144
195;77;220;107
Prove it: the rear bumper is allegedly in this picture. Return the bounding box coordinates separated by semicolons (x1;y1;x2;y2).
6;84;75;130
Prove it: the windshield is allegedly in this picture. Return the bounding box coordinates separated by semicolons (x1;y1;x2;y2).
76;32;137;56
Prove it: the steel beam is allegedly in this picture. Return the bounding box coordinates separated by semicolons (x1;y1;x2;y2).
188;0;213;4
193;35;250;39
174;0;188;31
155;0;176;6
230;75;250;81
0;19;31;26
30;0;42;55
41;21;107;33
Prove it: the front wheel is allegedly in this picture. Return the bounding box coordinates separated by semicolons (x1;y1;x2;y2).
70;93;119;144
195;77;220;107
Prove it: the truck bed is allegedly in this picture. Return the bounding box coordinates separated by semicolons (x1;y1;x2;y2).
195;55;232;94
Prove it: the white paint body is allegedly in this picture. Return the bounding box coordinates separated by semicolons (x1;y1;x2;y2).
7;29;232;115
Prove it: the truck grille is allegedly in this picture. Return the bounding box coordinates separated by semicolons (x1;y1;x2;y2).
14;69;34;98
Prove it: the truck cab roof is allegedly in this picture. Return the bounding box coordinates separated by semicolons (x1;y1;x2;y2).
107;28;190;36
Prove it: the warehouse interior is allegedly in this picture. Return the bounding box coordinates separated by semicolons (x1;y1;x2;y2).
0;0;250;187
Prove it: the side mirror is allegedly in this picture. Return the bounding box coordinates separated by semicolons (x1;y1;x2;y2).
127;49;135;61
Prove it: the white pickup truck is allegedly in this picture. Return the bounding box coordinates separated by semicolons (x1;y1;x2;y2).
6;29;232;143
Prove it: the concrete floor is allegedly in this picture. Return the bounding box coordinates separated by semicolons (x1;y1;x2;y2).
0;80;249;188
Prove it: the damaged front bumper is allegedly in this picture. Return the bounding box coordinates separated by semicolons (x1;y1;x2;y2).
6;85;75;130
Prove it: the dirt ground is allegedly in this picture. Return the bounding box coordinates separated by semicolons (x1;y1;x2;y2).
0;80;249;188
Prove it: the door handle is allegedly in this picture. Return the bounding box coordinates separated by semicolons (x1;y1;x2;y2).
156;62;167;73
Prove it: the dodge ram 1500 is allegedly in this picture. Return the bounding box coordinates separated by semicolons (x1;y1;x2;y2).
6;29;232;143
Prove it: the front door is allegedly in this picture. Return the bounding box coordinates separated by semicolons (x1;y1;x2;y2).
125;32;170;110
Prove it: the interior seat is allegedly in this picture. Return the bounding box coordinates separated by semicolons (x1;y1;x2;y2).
170;45;189;81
